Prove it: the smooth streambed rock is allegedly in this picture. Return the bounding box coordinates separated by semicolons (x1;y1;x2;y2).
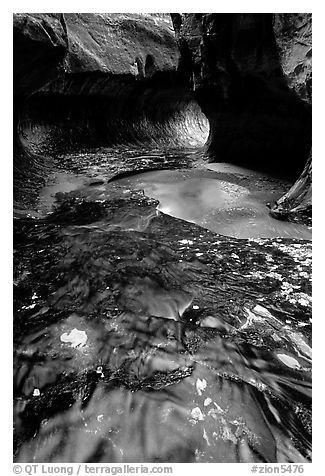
14;146;311;463
14;184;311;462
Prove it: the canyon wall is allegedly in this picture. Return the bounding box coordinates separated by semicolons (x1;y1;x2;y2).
14;13;208;157
171;13;312;219
171;14;312;176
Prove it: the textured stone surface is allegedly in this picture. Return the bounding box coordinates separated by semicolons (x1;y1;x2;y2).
14;13;207;163
13;13;68;97
270;15;312;220
14;13;178;96
62;13;178;77
273;14;312;104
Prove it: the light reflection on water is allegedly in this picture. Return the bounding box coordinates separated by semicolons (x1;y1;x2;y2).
14;149;311;463
115;168;311;240
15;301;311;463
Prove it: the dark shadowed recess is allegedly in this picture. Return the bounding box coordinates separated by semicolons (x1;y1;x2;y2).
172;13;311;180
17;73;209;155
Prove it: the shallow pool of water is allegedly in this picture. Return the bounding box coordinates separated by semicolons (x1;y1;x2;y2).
114;167;311;240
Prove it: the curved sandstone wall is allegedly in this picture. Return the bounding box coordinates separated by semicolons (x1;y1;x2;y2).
14;13;209;156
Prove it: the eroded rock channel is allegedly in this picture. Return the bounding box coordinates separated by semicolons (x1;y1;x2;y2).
13;13;312;463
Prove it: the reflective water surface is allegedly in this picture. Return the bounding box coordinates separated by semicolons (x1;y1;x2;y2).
14;147;312;463
114;166;311;240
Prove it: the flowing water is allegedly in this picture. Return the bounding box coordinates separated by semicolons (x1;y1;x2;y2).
14;146;312;463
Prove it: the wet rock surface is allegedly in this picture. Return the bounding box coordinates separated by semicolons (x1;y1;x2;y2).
270;154;312;225
14;149;311;463
13;13;312;464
